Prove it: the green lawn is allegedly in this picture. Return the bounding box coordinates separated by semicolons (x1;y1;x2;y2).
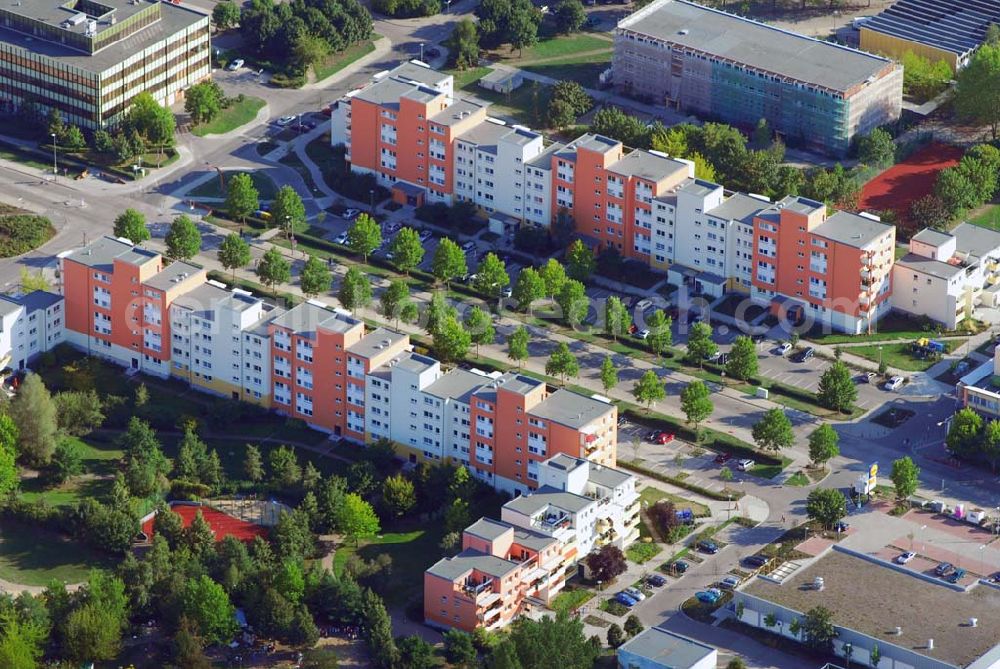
447;68;554;127
18;435;122;508
499;33;611;62
520;53;612;86
0;143;50;172
784;471;811;487
333;527;445;606
806;312;974;345
191;96;266;137
971;204;1000;232
639;486;710;518
313;37;380;82
750;457;793;480
849;341;957;372
0;521;115;586
550;588;594;615
626;542;662;564
188;170;279;200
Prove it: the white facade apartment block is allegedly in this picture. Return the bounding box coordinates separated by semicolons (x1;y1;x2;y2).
523;155;555;227
0;292;65;373
453;120;544;216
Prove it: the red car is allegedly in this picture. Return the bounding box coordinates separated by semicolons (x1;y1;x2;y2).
714;452;732;465
647;431;674;444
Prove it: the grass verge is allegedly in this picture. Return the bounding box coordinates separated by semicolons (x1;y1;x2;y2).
626;542;662;564
189;170;279;200
191;96;266;137
313;38;380;82
849;341;957;372
550;588;594;615
0;521;115;586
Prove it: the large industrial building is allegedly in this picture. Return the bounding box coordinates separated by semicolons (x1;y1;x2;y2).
860;0;1000;70
0;0;211;129
612;0;903;155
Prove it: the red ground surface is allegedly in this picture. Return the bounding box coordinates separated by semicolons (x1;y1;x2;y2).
859;142;964;231
142;504;268;542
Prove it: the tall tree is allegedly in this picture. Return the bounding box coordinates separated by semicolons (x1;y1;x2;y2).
0;415;17;497
725;335;759;381
225;172;260;223
165;215;202;260
0;612;45;669
646;310;672;359
633;370;665;412
380;280;412;330
890;456;920;502
361;589;399;668
565;239;595;282
445;19;479;70
434;314;472;364
338;267;372;311
857;128;895;168
334;494;381;544
181;575;238;644
538;258;567;298
300;254;332;297
217;232;251;280
185;81;225;125
680;380;713;431
119;417;170;498
946;407;983;458
347;214;383;262
381;474;416;517
555;279;588;327
816;361;857;414
808;423;840;467
473;252;510;303
954;44;1000;139
805;488;847;530
545;342;579;385
212;0;241;29
9;373;58;467
553;0;585;33
113;208;149;244
443;629;478;668
244;444;265;483
685;322;717;366
512;267;545;311
604;296;631;341
802;606;836;652
256;247;291;296
751;408;794;453
507;325;530;368
271;185;306;238
432;238;468;287
464;306;495;357
600;355;618;393
388;227;424;274
585;545;627;582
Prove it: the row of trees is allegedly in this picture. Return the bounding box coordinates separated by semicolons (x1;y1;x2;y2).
946;407;1000;471
911;143;1000;230
112;209;203;261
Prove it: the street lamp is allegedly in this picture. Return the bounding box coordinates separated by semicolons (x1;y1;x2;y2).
50;133;57;178
369;189;375;214
420;42;425;62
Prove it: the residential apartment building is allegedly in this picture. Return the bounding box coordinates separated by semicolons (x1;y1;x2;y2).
424;454;638;633
750;197;895;334
0;290;65;373
501;454;639;559
424;516;571;632
613;0;903;155
892;225;1000;330
0;0;211;129
59;236;618;494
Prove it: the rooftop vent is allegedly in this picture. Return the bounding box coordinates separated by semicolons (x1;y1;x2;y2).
678;28;689;35
970;618;978;628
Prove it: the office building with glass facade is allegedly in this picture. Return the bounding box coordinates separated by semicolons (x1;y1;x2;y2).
0;0;210;128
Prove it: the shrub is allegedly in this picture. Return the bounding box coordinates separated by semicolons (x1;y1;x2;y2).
0;214;55;257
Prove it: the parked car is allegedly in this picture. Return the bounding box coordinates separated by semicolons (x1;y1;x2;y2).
934;562;954;577
669;560;689;574
946;567;967;584
635;329;650;340
418;229;434;242
743;555;769;568
333;232;349;245
990;571;1000;584
736;458;754;472
705;350;723;362
461;240;476;252
647;431;675;445
885;375;904;391
622;587;646;602
635;298;653;312
501;286;513;298
795;346;815;362
895;551;916;564
695;588;722;604
833;521;850;533
617;416;629;428
226;58;245;70
860;371;877;384
614;592;637;607
342;208;361;220
714;452;733;465
646;574;666;587
719;575;740;589
777;342;792;356
276;115;297;126
697;540;719;554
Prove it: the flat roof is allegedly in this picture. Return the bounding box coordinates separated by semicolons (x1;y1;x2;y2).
588;463;632;490
424;368;489;403
863;0;1000;57
618;0;895;94
953;223;1000;257
611;149;689;183
455;119;515;148
504;485;593;516
0;1;207;73
271;302;360;337
19;290;62;312
390;351;438;375
464;517;512;542
348;327;407;360
707;192;768;224
389;60;451;89
354;77;438;108
0;296;23;319
895;253;965;281
431;98;487;127
618;627;716;668
170;282;231;313
530;388;613;429
425;548;520;581
62;235;158;271
743;550;1000;668
568;133;620;155
812;211;892;249
912;228;954;247
527;142;565;170
143;260;202;291
674;178;718;198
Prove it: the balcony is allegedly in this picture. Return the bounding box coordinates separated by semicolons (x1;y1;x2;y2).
538;512;571;531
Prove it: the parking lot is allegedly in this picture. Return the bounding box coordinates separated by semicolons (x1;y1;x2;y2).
755;343;889;411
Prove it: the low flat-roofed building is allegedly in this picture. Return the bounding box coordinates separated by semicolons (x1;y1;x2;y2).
616;627;717;669
0;0;211;128
860;0;1000;70
737;549;1000;669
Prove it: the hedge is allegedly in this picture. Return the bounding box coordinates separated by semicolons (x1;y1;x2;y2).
618;460;742;502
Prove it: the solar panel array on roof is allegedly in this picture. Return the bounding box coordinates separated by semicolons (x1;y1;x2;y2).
864;0;1000;57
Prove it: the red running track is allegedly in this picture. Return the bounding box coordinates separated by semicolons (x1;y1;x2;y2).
142;504;268;542
859;142;964;228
